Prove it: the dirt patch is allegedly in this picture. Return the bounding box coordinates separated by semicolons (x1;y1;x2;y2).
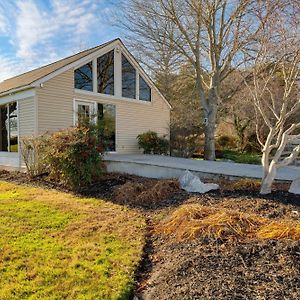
140;238;300;299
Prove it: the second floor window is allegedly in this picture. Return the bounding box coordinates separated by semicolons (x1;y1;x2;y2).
122;54;136;99
74;62;93;91
97;50;114;95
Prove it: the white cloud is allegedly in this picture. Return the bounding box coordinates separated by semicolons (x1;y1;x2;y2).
0;16;6;33
0;0;115;81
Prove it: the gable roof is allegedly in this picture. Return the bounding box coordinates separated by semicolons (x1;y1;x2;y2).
0;39;117;95
0;38;171;109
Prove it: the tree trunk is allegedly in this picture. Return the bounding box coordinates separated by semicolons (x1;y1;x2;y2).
260;162;277;194
204;105;217;161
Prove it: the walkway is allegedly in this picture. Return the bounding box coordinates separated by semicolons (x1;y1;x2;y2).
104;154;300;181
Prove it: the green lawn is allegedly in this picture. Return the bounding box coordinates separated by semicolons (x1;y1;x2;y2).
0;182;145;300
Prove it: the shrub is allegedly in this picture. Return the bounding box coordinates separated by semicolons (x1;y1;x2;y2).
21;135;49;178
43;123;104;190
216;135;237;150
222;149;261;164
137;131;169;155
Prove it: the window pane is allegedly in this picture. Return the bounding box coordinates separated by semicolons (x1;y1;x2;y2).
97;50;114;95
122;55;136;99
74;62;93;91
9;102;18;152
77;104;90;125
98;103;116;152
0;105;8;151
139;75;151;101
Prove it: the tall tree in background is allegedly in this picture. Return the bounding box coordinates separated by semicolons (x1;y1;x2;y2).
120;0;262;160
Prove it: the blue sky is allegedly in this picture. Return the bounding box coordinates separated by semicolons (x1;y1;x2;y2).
0;0;121;82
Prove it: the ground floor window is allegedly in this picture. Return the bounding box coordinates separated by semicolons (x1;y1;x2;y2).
0;102;18;152
75;100;116;152
97;103;116;152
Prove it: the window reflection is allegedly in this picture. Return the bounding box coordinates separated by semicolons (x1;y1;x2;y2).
98;103;116;152
74;62;93;91
122;55;136;99
0;102;18;152
97;50;114;95
139;75;151;101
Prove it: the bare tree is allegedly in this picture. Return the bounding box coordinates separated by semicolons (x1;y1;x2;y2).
246;1;300;194
120;0;264;160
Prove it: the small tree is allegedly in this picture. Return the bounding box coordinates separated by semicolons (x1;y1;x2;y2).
246;1;300;194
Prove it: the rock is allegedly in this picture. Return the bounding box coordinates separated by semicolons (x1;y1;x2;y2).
289;178;300;195
179;170;219;193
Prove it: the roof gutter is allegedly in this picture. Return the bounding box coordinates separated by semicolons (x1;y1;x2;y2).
0;84;35;98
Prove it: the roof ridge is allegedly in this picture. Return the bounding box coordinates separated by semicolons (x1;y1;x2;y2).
1;38;119;83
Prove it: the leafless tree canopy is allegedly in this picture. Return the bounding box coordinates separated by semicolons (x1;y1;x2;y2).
119;0;278;160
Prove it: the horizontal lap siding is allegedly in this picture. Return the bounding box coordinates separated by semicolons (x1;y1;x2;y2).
75;89;170;154
19;97;35;138
37;69;74;134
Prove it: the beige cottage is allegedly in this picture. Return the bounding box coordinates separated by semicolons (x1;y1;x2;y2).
0;39;171;168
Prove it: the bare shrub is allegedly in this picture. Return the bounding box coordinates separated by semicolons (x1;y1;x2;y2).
21;135;48;178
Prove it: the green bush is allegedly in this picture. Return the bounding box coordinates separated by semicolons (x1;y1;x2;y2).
43;124;104;190
137;131;169;155
222;150;261;165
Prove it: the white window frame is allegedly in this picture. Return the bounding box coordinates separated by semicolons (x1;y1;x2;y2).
74;47;153;104
73;99;97;126
0;101;19;153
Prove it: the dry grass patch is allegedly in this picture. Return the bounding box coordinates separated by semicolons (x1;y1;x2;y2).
113;180;179;207
228;178;262;190
157;204;300;241
0;181;145;300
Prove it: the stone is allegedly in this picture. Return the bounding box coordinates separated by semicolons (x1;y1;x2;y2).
179;170;219;193
289;178;300;195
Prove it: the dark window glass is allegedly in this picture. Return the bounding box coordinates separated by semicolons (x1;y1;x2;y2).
139;75;151;101
0;105;8;151
97;50;114;95
74;62;93;91
77;104;91;125
9;102;18;152
122;54;136;99
0;102;18;152
98;103;116;152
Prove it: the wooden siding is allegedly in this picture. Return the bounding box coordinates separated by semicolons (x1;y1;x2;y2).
36;69;74;133
19;97;35;138
36;68;170;154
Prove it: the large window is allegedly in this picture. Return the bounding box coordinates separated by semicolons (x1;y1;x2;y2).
97;50;114;95
98;103;116;152
139;75;151;101
122;54;136;99
74;62;93;91
0;102;18;152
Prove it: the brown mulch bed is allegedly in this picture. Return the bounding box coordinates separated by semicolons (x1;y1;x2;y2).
1;170;300;299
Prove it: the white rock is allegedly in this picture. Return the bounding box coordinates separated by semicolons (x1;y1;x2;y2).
179;170;219;193
289;178;300;195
